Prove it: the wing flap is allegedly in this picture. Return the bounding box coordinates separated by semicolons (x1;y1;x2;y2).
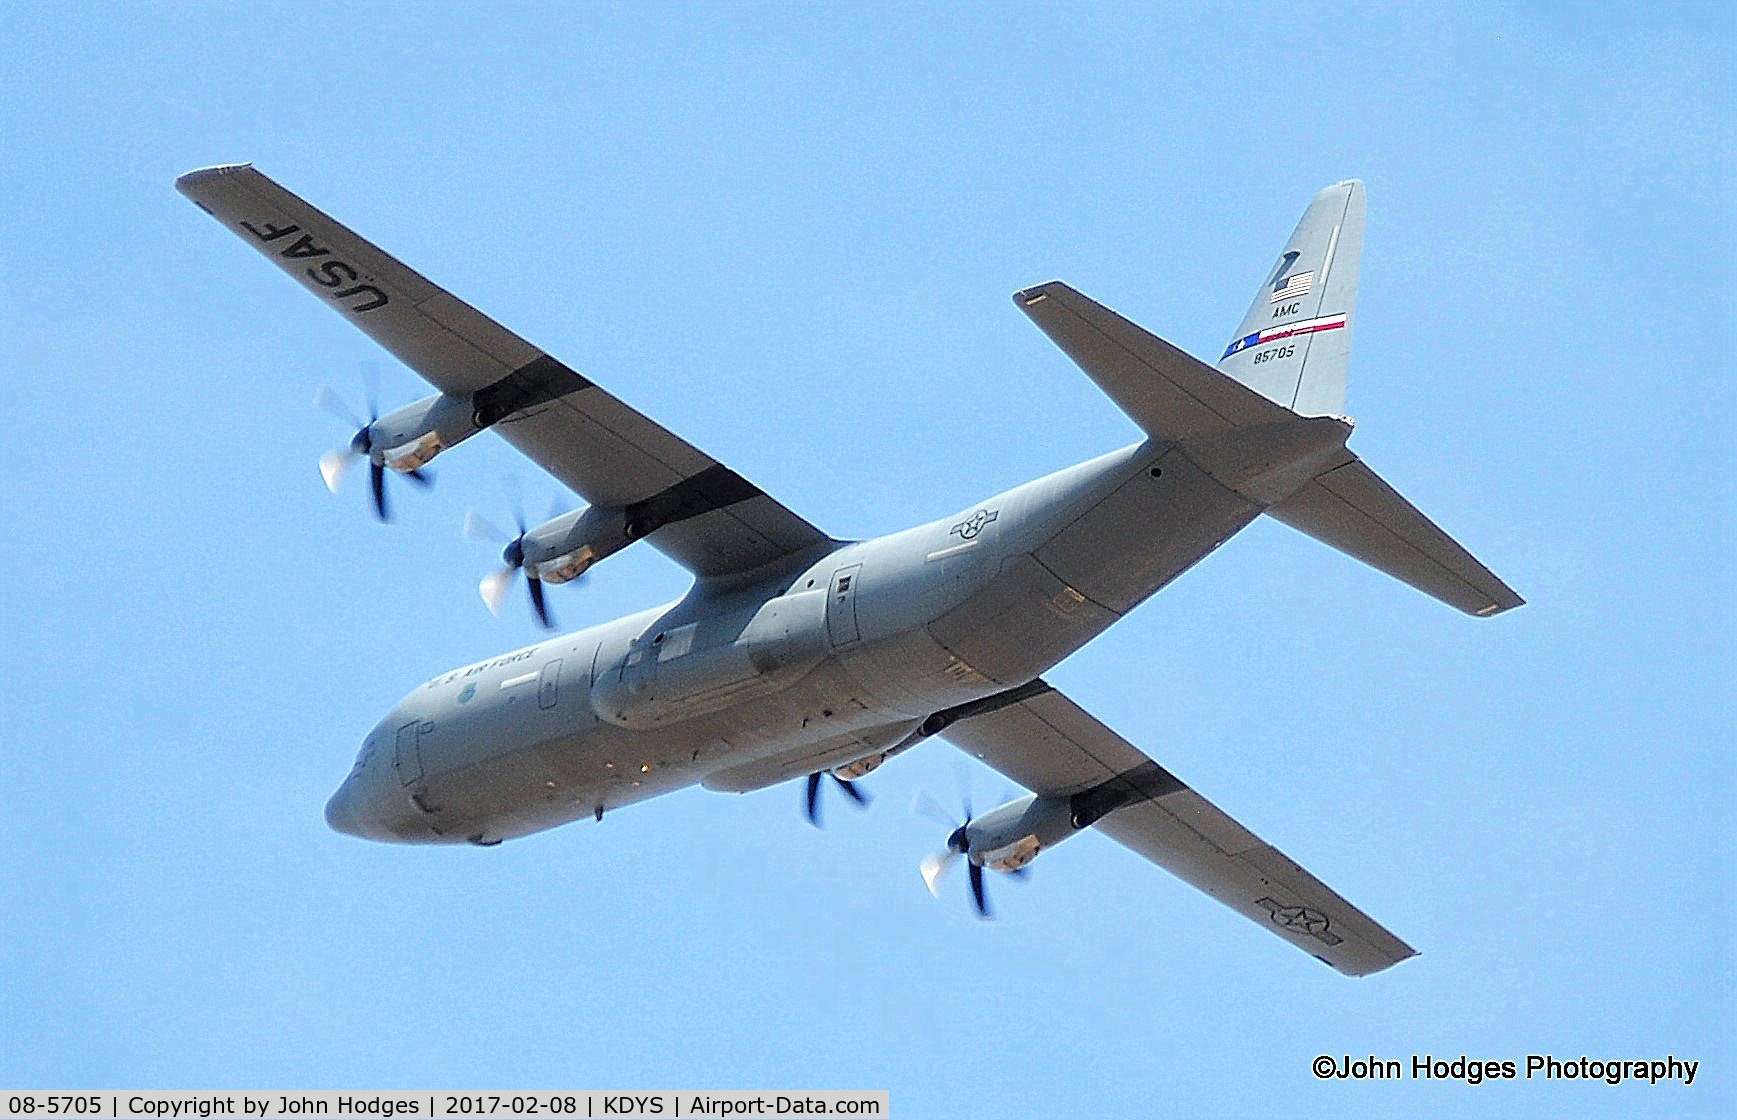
944;681;1417;976
177;164;833;577
947;684;1151;795
422;291;544;370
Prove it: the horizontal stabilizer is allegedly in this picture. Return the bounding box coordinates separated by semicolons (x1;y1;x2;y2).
1015;281;1294;441
1269;459;1523;617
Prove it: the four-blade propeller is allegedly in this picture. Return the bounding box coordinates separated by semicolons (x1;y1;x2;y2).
464;499;564;630
915;789;1024;920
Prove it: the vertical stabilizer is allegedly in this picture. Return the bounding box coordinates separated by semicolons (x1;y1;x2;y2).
1218;181;1364;417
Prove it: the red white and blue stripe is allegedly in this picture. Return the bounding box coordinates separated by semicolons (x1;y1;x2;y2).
1221;312;1348;361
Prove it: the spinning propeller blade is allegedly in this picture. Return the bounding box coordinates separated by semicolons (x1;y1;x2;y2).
465;494;562;630
803;771;872;828
314;369;429;522
914;784;1014;920
318;449;355;493
967;862;989;919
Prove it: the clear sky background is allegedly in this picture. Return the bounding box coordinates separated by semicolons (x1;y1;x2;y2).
1;4;1730;1117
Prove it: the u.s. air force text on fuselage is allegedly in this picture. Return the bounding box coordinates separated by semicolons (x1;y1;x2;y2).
178;168;1521;976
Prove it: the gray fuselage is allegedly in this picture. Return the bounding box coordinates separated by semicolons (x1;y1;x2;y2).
325;434;1267;844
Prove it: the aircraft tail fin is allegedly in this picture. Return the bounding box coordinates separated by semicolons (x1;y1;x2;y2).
1012;182;1520;618
1218;180;1364;418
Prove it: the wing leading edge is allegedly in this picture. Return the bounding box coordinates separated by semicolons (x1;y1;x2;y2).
943;681;1417;976
176;164;834;578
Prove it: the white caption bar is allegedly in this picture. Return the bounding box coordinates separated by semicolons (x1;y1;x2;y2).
0;1093;888;1119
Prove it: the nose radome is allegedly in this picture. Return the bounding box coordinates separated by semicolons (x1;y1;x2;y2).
324;777;366;837
325;759;444;843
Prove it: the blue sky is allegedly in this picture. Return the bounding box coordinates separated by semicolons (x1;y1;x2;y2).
1;3;1730;1116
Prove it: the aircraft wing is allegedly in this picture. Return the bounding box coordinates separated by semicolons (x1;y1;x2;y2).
176;164;834;578
943;680;1418;976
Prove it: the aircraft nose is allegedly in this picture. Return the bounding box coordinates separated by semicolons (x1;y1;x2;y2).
325;759;442;843
324;777;366;837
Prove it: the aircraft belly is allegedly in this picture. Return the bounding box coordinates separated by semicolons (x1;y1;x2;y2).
420;652;919;839
1033;447;1260;616
834;627;994;717
925;553;1119;685
921;448;1261;685
701;718;921;792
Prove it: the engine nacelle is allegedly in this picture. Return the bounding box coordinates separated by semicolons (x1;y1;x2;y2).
965;793;1079;873
830;723;928;781
519;505;637;585
366;370;576;473
962;776;1147;873
832;753;886;781
368;392;485;473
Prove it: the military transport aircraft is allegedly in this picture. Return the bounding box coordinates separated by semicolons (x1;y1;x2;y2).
178;168;1520;976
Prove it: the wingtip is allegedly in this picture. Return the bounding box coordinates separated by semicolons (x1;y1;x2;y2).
1472;590;1527;618
1013;281;1066;307
175;163;253;194
1332;943;1419;978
